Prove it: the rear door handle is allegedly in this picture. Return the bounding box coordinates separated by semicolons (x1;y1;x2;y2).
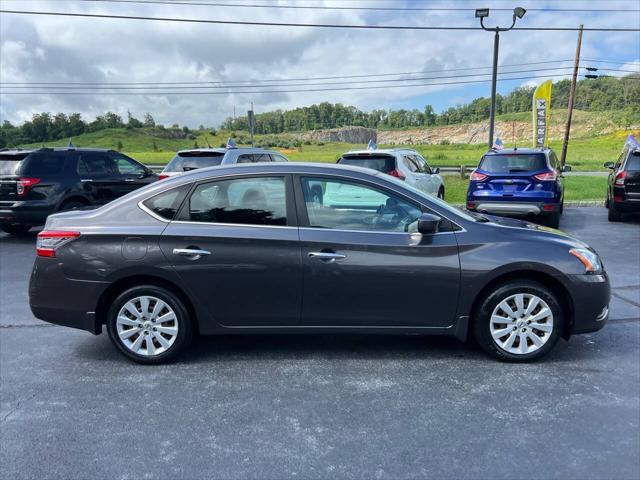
173;248;211;259
124;178;136;182
308;251;346;262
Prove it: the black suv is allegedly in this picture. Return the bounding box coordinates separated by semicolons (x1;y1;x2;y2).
604;135;640;222
0;147;157;235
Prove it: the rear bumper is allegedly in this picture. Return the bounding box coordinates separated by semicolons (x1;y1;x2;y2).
29;258;108;334
566;273;610;335
470;201;560;216
0;201;55;226
612;197;640;213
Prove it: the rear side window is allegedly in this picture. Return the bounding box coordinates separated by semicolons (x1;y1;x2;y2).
338;155;396;173
77;152;114;176
626;152;640;171
0;153;29;175
186;177;287;226
271;154;289;162
165;152;224;172
479;153;548;173
22;152;67;175
142;184;191;221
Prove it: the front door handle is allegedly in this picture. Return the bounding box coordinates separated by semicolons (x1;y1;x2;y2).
80;179;93;182
173;248;211;260
308;251;346;262
124;178;136;182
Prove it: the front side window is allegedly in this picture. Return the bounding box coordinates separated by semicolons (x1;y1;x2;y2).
301;177;422;232
111;153;146;175
271;154;288;162
186;176;287;226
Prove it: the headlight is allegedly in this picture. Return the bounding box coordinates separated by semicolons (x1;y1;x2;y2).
569;248;603;274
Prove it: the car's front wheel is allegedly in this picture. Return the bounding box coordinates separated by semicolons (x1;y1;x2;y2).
106;285;193;364
473;281;564;362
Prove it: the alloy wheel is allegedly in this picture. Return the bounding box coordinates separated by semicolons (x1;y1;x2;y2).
116;296;179;357
489;293;553;355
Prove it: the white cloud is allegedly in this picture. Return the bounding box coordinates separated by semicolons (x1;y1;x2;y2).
0;0;638;127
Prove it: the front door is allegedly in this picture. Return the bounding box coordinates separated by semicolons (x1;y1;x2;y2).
296;175;460;328
159;174;302;328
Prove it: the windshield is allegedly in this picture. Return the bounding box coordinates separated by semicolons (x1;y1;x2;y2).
164;152;224;172
0;153;29;175
381;173;477;223
479;153;548;173
338;154;396;173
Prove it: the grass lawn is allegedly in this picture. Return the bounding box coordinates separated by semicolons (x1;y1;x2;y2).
443;175;607;204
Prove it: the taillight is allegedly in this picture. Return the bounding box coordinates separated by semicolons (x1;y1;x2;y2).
158;174;170;180
533;171;557;181
387;169;405;180
614;171;627;186
36;230;80;257
470;171;488;181
466;202;476;209
17;177;41;196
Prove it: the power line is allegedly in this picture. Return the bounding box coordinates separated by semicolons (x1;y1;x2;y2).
61;0;640;13
2;74;635;96
1;9;638;31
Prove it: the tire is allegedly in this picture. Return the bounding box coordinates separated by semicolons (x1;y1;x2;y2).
608;201;623;222
437;187;445;200
106;285;193;364
546;211;560;229
0;223;31;235
58;200;85;212
604;194;610;209
473;280;564;362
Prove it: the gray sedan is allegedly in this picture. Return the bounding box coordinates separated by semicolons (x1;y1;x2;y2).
29;163;610;364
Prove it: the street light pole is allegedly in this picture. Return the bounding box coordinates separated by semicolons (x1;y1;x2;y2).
477;7;527;149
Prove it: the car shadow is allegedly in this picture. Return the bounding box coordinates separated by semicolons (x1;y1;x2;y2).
0;229;40;245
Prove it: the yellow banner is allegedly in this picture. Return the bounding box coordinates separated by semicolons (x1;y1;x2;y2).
533;80;553;148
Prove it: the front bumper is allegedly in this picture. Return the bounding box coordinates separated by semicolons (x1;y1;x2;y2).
566;273;610;335
29;258;109;334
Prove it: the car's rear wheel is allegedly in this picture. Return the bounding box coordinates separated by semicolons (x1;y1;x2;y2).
473;281;564;362
58;200;86;212
106;285;193;364
0;223;31;235
546;211;561;228
608;201;623;222
437;187;445;200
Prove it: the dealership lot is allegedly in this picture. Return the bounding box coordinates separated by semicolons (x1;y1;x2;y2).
1;207;639;479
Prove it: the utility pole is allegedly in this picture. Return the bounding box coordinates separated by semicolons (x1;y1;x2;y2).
560;24;583;168
477;7;527;150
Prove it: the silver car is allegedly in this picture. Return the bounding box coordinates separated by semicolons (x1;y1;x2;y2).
159;141;289;179
337;147;445;199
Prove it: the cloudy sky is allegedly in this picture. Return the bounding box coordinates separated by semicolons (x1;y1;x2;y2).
1;0;639;128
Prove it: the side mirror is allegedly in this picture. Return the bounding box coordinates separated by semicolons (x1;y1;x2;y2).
418;213;441;235
431;167;440;174
561;165;572;172
603;162;614;169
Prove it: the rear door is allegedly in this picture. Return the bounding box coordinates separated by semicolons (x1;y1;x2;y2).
159;174;302;328
75;151;121;204
296;175;460;328
413;154;439;195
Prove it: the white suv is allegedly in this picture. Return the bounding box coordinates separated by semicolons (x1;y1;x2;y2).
337;147;445;199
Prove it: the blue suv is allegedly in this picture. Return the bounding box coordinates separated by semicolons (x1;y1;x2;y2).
466;147;570;228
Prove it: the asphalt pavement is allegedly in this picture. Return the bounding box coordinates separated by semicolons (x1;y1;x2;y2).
1;207;639;480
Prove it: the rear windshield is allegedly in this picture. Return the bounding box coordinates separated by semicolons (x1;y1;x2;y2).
0;153;29;175
338;154;396;173
479;153;548;173
165;152;224;172
626;152;640;171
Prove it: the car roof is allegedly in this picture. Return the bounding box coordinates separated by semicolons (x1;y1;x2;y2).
0;147;112;155
483;147;550;156
342;148;417;156
176;147;281;155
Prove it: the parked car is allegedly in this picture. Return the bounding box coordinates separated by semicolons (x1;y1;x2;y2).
0;147;156;235
159;141;289;179
30;162;609;364
604;135;640;222
336;145;445;199
466;147;570;228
